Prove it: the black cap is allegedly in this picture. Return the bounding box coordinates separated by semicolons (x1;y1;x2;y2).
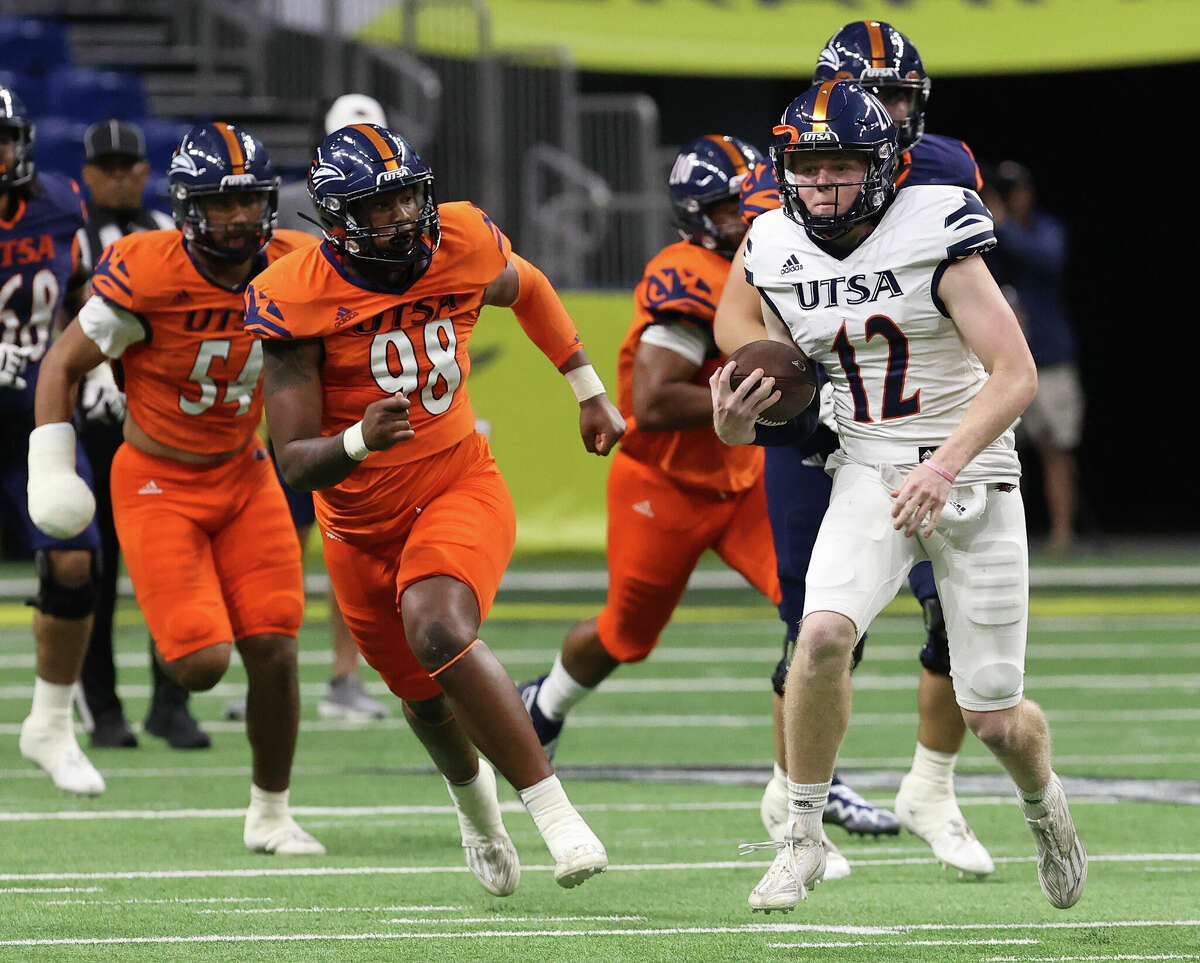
83;119;146;162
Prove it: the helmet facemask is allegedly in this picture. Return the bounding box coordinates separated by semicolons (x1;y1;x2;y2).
774;142;896;242
338;177;440;268
858;73;930;150
173;183;278;262
0;119;35;189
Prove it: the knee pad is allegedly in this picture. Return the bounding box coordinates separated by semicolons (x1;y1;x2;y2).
969;661;1023;702
918;597;952;676
262;590;304;637
26;550;98;620
163;606;219;652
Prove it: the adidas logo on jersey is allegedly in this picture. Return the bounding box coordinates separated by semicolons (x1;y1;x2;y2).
334;305;359;326
632;500;654;518
171;289;192;304
137;480;163;495
780;254;803;275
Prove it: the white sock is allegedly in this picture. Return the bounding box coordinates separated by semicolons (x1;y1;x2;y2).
770;761;787;787
786;778;831;841
909;742;957;793
535;654;591;722
445;763;505;837
249;784;290;820
519;774;585;854
29;677;74;728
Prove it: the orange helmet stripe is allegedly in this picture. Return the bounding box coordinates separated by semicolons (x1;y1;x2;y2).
865;20;888;68
353;123;400;172
214;122;245;175
811;81;837;133
705;134;748;175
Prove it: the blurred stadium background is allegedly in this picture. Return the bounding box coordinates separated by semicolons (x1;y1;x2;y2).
2;2;1199;959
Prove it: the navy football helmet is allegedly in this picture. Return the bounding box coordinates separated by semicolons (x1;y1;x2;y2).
307;124;438;269
772;80;898;241
813;20;931;150
668;134;762;255
0;85;35;189
167;122;279;261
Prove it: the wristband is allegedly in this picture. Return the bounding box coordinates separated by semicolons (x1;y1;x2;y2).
921;458;956;483
28;422;78;474
342;421;370;462
564;363;605;403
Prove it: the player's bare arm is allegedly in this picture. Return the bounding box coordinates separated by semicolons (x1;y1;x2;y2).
889;254;1037;537
263;338;413;492
33;318;108;425
631;333;714;431
713;238;768;356
483;256;626;456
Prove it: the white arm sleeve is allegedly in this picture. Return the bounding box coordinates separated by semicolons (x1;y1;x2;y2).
77;295;146;358
639;320;711;367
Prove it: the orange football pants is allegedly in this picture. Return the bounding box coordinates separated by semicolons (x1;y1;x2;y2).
316;433;516;702
596;450;781;662
110;443;305;661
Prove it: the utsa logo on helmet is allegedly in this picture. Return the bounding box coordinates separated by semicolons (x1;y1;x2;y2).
168;122;279;262
307;123;440;269
813;20;931;150
668;134;763;257
771;80;898;241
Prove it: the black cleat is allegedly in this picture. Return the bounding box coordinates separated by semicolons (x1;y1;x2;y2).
144;702;211;750
90;714;138;749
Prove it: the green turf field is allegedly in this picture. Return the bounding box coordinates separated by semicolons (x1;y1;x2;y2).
1;581;1198;961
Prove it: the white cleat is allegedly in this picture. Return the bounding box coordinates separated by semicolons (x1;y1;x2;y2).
821;828;852;880
1021;773;1087;909
243;812;326;855
761;768;789;841
19;716;105;796
453;760;521;897
742;831;826;913
550;826;608;889
895;772;994;878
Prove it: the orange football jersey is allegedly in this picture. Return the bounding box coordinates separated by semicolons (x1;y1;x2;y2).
244;202;512;467
615;240;763;493
90;228;317;454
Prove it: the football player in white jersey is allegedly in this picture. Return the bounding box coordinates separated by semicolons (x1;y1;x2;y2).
712;80;1087;914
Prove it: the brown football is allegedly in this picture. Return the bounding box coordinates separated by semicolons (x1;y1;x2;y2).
727;339;817;426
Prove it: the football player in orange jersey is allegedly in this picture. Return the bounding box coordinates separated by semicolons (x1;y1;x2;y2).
516;137;844;877
29;123;324;855
243;124;623;896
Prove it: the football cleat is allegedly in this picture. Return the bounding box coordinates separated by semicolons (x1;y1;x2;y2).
1020;773;1088;909
243;811;326;856
518;675;563;763
19;717;106;795
547;820;608;888
451;759;520;897
318;675;389;721
742;829;826;913
824;773;901;836
895;771;994;878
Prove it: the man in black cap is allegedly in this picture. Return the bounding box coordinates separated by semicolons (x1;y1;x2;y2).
74;118;210;750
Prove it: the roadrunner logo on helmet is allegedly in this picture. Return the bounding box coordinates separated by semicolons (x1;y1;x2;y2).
307;123;439;270
0;85;35;189
771;80;898;242
168;122;279;261
668;134;763;257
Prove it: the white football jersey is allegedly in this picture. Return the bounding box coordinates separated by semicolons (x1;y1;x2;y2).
744;185;1020;485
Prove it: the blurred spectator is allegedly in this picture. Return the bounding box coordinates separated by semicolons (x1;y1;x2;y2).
982;161;1085;554
75;119;210;749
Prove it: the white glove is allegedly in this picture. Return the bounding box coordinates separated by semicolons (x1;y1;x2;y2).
79;362;127;424
27;423;97;539
0;343;35;390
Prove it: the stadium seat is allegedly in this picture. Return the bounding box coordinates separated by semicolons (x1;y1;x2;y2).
31;115;88;181
44;66;147;124
0;16;71;77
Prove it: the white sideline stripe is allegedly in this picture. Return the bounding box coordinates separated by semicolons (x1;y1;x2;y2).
42;897;278;906
0;797;1120;823
192;907;571;917
3;673;1199;702
1;922;1198;949
773;939;1043;948
2;855;1198;883
5;638;1200;672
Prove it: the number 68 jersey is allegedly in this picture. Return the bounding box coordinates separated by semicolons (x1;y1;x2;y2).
81;228;317;454
744;185;1021;485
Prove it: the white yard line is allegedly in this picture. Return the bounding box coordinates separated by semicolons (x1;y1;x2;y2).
985;956;1200;962
772;939;1043;948
2;855;1198;883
